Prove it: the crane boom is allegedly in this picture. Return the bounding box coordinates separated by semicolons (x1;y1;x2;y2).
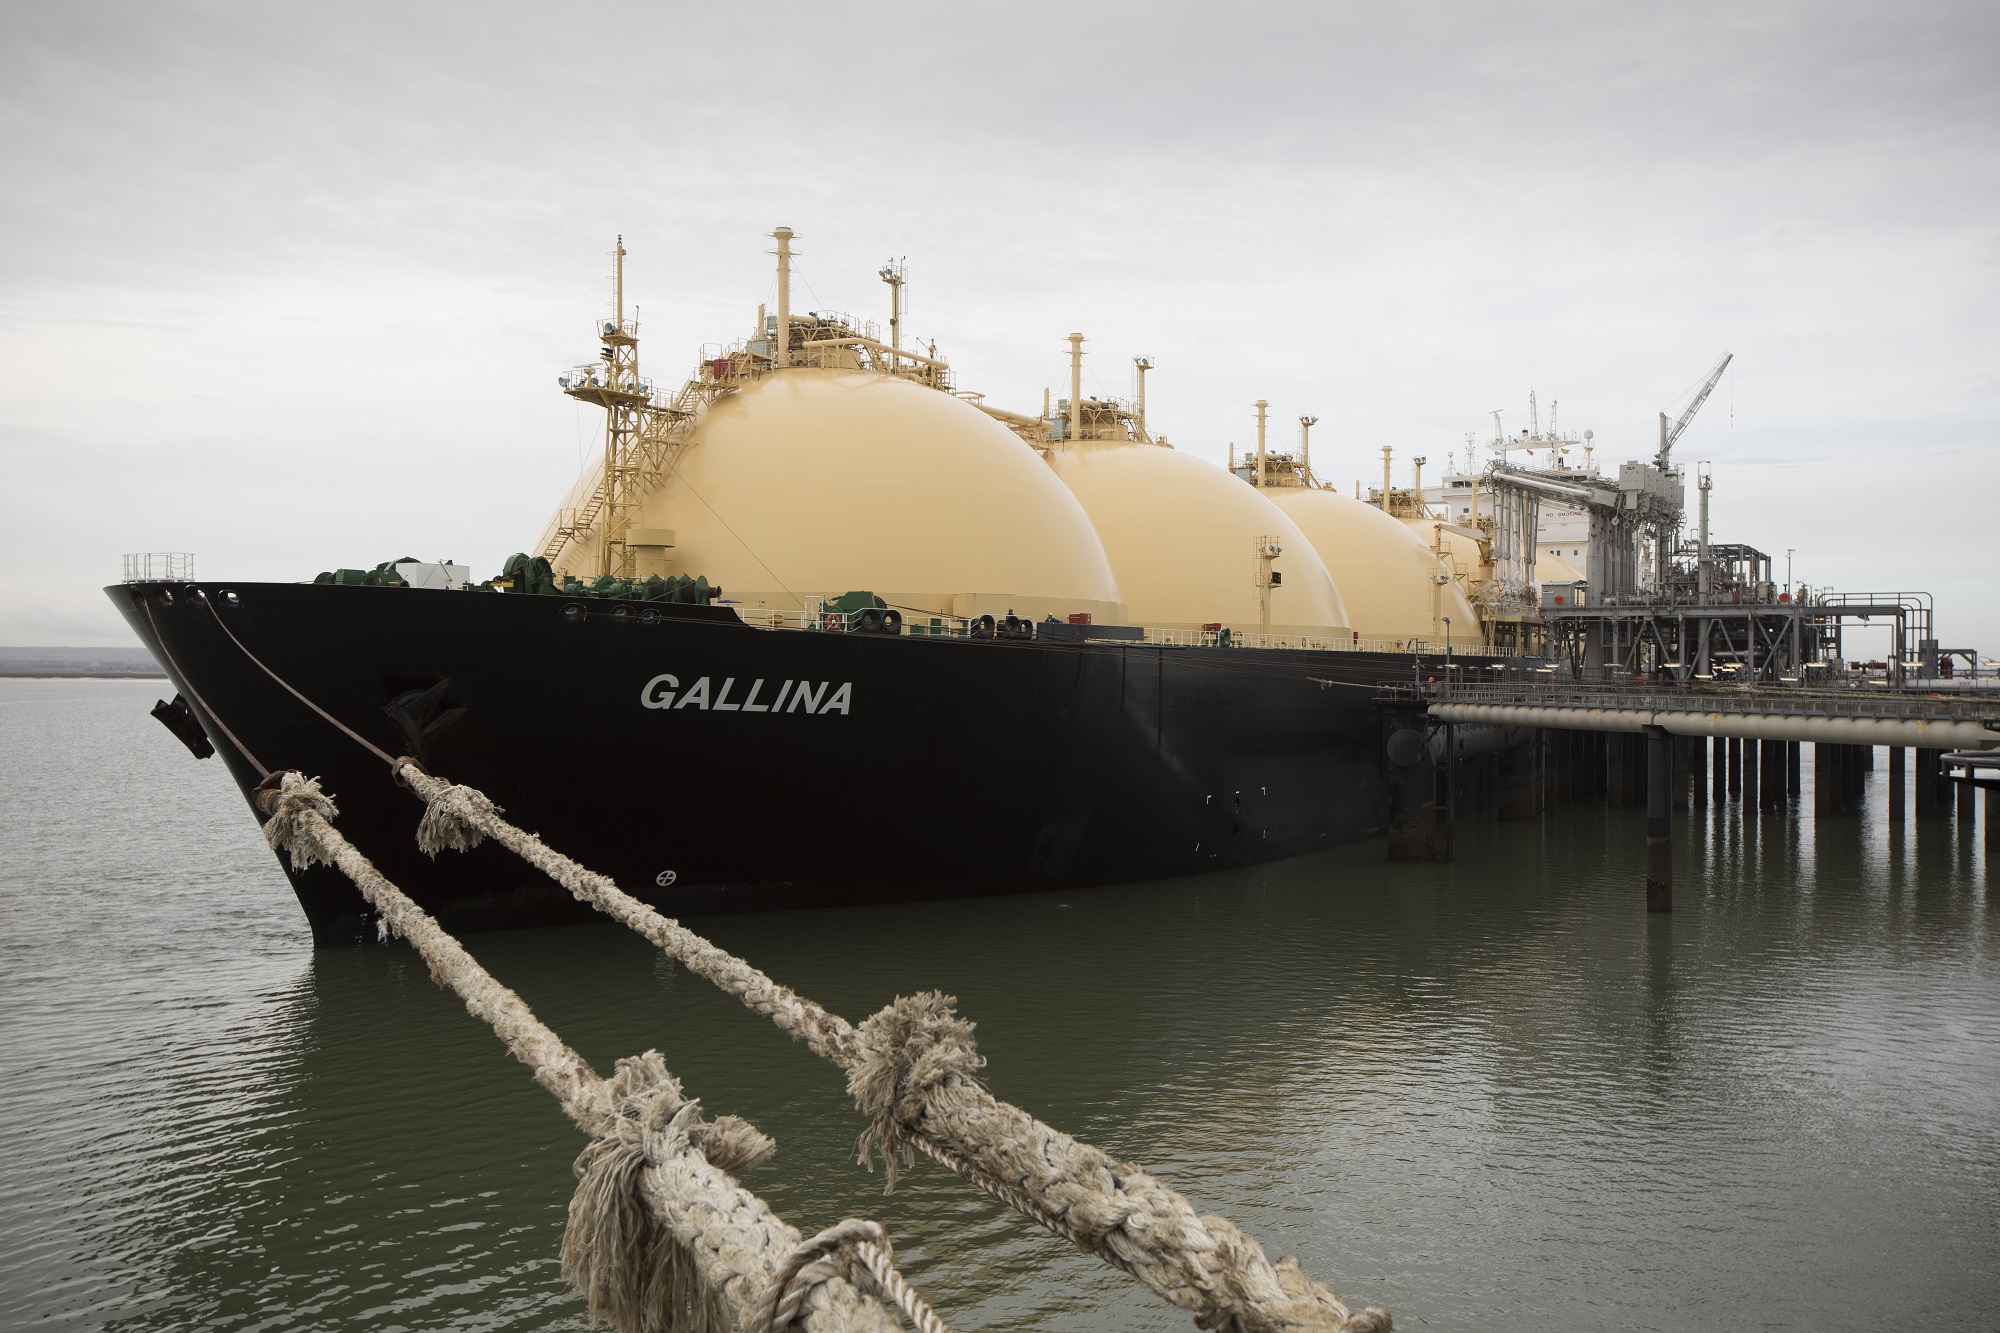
1656;351;1732;467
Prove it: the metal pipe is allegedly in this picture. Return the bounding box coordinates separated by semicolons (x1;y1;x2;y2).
1491;470;1595;501
1300;415;1317;482
1067;333;1083;445
1697;465;1712;602
772;226;793;369
1255;400;1267;487
1134;357;1153;442
1380;445;1393;512
973;402;1045;429
1429;702;2000;750
787;334;949;369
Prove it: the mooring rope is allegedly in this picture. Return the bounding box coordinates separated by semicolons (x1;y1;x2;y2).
255;770;930;1333
396;760;1391;1333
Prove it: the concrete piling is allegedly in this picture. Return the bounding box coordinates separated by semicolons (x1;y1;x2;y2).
1888;746;1905;822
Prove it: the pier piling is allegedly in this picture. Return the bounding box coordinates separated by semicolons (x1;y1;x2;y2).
1743;736;1760;810
1728;737;1742;798
1916;748;1943;817
1888;746;1905;822
1607;733;1630;806
1386;724;1444;862
1499;736;1539;820
1646;725;1672;913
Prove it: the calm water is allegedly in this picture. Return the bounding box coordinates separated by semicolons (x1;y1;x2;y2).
2;677;1996;1332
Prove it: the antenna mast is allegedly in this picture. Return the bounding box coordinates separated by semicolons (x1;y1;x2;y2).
878;258;906;361
1133;356;1154;442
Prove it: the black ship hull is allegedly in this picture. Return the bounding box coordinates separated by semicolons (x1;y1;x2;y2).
111;581;1438;945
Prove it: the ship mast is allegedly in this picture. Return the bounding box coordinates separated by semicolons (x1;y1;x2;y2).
562;236;649;577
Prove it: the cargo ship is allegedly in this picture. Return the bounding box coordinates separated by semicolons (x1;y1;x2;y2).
113;229;1507;945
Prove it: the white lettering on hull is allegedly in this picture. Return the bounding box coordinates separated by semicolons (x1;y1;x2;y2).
640;674;852;715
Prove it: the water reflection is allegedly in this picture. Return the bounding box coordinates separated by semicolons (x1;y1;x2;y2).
2;681;1995;1331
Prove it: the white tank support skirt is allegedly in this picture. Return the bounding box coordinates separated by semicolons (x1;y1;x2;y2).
395;758;1392;1333
254;770;935;1333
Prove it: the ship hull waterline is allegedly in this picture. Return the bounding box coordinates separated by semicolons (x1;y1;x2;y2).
110;581;1452;946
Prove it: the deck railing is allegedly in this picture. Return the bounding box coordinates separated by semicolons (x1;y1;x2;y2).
725;605;1524;655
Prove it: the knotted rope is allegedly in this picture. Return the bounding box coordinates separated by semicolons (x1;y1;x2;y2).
398;761;1391;1333
257;771;923;1333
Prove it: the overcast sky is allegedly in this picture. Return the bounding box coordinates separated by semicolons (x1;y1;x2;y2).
4;0;1995;652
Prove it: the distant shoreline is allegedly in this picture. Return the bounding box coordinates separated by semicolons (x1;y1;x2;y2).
0;647;167;679
0;671;167;680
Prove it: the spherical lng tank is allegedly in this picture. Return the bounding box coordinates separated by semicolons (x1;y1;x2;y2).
551;370;1125;622
1048;442;1349;636
1267;489;1476;643
1536;549;1582;586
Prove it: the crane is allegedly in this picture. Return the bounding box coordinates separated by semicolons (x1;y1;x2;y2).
1656;352;1732;468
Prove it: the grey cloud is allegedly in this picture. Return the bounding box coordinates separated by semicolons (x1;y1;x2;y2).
2;0;1996;647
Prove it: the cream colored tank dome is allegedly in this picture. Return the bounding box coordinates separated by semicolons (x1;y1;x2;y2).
1267;489;1476;643
553;370;1123;621
1536;550;1582;584
1049;444;1349;636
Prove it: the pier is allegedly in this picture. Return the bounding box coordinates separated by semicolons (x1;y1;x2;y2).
1382;680;2000;910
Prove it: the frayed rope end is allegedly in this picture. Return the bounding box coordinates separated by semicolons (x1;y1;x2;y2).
414;783;502;858
561;1052;773;1333
847;992;984;1190
255;771;339;872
